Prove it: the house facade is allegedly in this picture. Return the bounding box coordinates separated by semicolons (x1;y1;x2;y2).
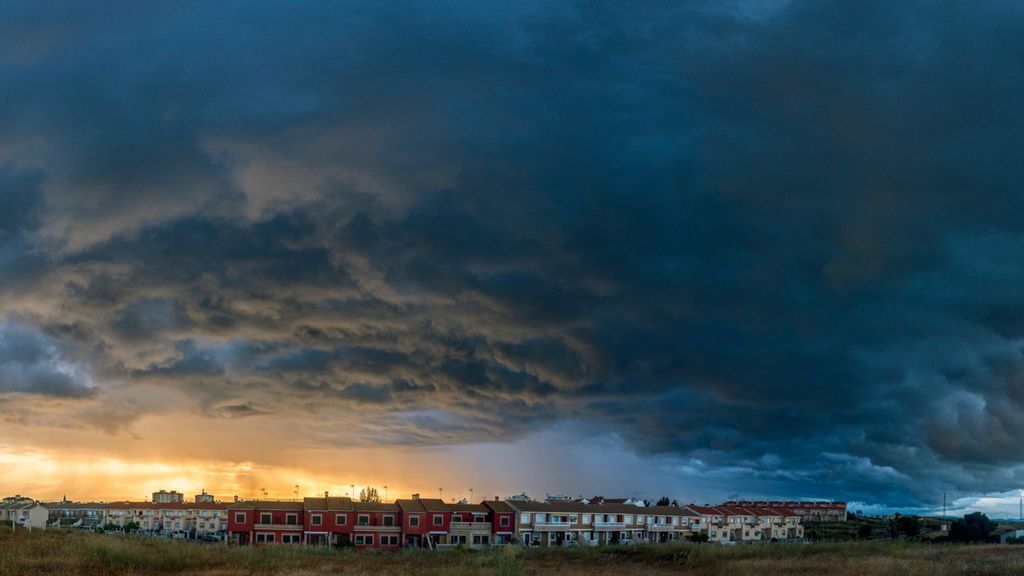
302;496;354;547
0;496;48;529
103;501;229;537
722;500;846;522
227;500;305;545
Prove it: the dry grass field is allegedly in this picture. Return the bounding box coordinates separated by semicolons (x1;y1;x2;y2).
2;528;1024;576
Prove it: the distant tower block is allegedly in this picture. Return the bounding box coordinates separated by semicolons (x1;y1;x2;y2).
152;490;184;503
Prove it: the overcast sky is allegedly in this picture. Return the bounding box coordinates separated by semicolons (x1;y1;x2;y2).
1;0;1024;512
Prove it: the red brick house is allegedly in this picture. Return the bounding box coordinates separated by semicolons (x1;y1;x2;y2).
302;496;354;547
483;499;516;544
448;502;492;547
396;498;429;548
350;501;402;550
227;500;304;545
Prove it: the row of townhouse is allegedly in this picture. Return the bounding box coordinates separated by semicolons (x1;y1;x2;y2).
42;500;230;538
224;496;805;549
721;500;847;522
511;502;803;546
688;505;804;543
226;496;518;550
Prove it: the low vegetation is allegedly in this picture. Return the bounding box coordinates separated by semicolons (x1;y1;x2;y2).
4;527;1024;575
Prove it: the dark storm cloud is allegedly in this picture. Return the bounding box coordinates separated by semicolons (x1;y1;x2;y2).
0;322;93;397
2;0;1023;506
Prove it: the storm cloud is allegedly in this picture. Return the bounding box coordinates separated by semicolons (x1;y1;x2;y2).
1;0;1023;507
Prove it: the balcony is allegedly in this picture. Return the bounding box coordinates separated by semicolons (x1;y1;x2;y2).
593;521;625;530
254;524;303;531
449;521;492;531
646;524;677;531
352;523;401;532
533;520;573;530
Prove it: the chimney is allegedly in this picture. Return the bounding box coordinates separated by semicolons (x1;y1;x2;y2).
412;493;420;500
494;496;499;501
325;491;329;499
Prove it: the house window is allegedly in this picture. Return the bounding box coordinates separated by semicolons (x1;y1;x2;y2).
336;514;347;525
409;516;420;527
282;533;300;544
354;534;374;546
473;534;490;545
311;514;322;526
256;533;275;543
520;513;530;524
383;515;395;526
500;516;510;527
286;513;298;525
433;514;444;526
234;513;246;524
260;513;271;524
381;535;399;546
357;514;369;526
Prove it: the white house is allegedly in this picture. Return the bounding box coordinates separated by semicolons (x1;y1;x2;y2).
0;496;49;529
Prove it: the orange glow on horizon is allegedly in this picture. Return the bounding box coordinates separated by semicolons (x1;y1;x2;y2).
0;448;423;503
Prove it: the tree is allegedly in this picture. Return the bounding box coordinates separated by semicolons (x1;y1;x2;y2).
656;497;671;506
688;532;708;543
857;524;873;539
359;487;381;503
948;512;997;543
896;516;921;537
124;521;140;532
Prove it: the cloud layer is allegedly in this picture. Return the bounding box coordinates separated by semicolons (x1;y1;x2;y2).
1;0;1023;506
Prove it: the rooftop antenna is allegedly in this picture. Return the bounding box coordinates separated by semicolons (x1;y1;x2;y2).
351;485;356;500
294;485;299;499
384;486;388;502
439;487;444;501
260;488;267;499
470;488;474;503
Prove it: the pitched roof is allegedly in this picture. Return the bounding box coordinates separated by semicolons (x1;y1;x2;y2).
104;501;229;511
416;498;449;512
396;499;427;513
448;503;489;513
227;500;305;510
505;500;593;513
352;501;400;512
483;500;514;513
303;497;354;511
41;502;108;510
686;505;724;515
505;500;643;514
644;505;699;517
